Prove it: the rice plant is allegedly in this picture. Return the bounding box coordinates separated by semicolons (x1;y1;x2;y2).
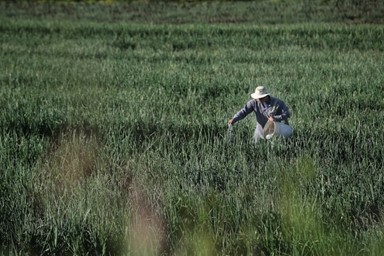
1;1;383;255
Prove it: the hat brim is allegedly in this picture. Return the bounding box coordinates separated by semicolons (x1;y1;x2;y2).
251;93;270;99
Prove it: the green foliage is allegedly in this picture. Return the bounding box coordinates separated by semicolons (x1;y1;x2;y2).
1;0;384;24
1;2;384;255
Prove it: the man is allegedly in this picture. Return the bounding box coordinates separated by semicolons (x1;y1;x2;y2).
228;85;292;143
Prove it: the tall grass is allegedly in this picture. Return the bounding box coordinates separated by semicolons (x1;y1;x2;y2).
1;2;384;255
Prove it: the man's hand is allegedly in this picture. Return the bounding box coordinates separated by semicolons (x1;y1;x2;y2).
228;119;234;125
268;116;274;122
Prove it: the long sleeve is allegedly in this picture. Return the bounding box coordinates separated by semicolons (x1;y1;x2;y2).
232;100;255;123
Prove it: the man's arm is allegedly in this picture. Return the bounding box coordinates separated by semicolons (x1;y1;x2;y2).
229;100;255;124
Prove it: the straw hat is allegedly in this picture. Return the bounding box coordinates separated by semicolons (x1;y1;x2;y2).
251;86;270;99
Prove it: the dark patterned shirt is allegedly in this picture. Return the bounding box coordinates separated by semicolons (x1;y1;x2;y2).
232;96;291;128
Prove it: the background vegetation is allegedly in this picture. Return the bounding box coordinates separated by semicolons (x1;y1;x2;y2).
1;1;383;255
2;0;384;24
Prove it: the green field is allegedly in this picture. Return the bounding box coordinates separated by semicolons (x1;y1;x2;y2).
1;1;384;255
